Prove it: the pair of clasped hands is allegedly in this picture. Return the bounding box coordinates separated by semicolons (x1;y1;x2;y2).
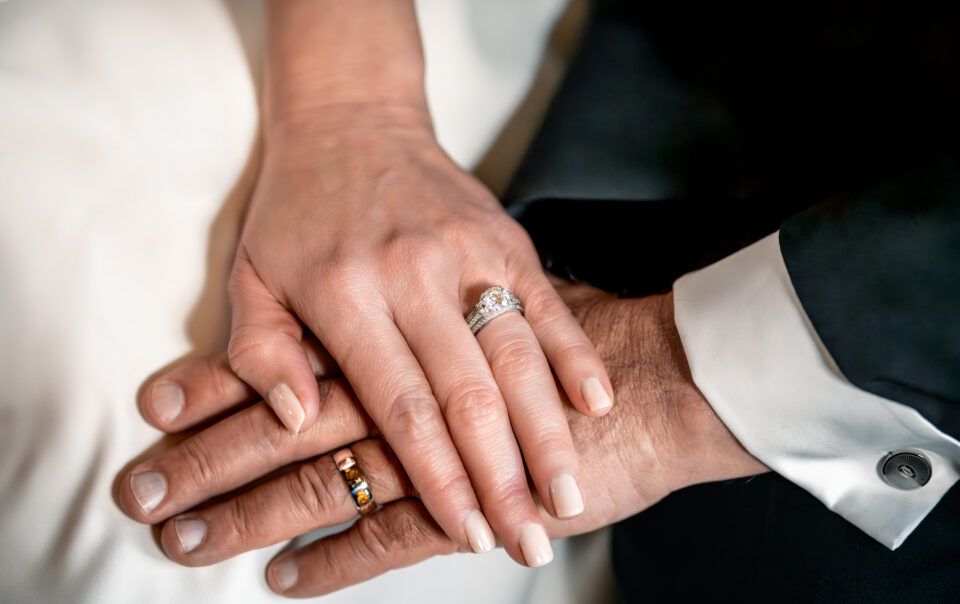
117;1;764;597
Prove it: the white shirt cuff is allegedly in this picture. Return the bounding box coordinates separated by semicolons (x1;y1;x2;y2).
673;232;960;549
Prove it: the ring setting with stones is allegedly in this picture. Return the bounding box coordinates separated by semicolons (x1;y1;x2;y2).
466;286;524;335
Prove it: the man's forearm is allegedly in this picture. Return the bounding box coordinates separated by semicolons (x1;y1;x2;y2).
263;0;430;134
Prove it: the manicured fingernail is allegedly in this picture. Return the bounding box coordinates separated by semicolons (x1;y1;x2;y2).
151;382;184;423
581;376;612;413
175;517;206;553
267;383;304;432
464;510;496;553
519;523;553;567
271;556;299;591
549;473;585;518
130;471;166;513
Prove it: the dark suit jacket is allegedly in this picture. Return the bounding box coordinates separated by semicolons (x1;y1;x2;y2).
504;2;960;601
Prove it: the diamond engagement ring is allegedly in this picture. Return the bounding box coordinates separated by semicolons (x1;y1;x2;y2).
466;286;524;335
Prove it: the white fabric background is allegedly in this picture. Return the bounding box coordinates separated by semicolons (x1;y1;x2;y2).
0;1;613;602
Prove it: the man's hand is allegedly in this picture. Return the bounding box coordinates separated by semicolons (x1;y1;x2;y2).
119;282;766;597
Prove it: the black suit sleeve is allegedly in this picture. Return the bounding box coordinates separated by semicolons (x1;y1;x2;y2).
779;155;960;438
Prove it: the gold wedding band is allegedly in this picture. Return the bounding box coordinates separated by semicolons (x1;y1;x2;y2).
333;448;377;515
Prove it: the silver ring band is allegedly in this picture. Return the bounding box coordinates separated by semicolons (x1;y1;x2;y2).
466;286;523;335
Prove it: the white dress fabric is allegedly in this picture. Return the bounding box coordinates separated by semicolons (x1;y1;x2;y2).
0;1;613;602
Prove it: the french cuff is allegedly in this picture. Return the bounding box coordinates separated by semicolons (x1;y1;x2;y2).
673;232;960;550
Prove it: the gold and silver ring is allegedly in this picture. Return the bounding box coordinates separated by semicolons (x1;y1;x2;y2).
333;448;377;515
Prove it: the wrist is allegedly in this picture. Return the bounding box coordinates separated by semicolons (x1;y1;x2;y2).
630;293;768;496
264;101;435;156
263;0;429;136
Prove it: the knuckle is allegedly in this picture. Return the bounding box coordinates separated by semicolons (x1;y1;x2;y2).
529;425;574;457
488;211;525;238
490;340;543;378
382;232;445;271
483;478;532;512
551;341;596;368
355;515;393;561
227;325;274;375
361;440;406;497
226;261;251;301
387;507;434;549
235;409;284;457
315;256;367;295
523;289;571;326
227;497;255;542
177;436;220;489
287;460;341;521
443;383;503;432
202;356;241;404
357;506;434;559
428;469;474;503
384;392;443;446
437;215;479;248
326;378;376;435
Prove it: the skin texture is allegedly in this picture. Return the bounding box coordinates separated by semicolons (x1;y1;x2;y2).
215;0;616;565
127;281;768;597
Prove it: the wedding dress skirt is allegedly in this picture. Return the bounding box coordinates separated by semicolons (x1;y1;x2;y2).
0;1;613;602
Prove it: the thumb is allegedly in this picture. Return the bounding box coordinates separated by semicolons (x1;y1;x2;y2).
227;254;319;433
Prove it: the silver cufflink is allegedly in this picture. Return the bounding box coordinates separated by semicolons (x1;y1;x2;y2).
878;450;931;490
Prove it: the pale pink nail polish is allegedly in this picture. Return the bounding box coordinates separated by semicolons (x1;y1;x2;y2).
550;473;585;518
519;523;553;567
581;376;613;413
151;382;184;423
267;383;305;432
464;510;496;553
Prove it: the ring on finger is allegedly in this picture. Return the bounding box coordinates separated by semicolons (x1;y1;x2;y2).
333;448;377;515
466;286;523;335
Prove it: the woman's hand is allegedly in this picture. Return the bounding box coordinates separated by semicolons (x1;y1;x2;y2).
222;114;614;566
125;285;765;597
155;0;615;567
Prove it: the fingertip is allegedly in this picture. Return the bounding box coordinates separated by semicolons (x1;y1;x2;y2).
548;472;585;519
579;375;613;416
227;320;320;433
159;516;208;566
266;382;307;433
519;523;554;567
141;353;258;431
297;381;322;433
268;555;300;594
463;510;496;554
140;380;186;429
118;467;166;523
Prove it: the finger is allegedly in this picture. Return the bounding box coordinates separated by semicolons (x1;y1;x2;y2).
159;438;413;566
227;252;319;433
140;337;338;432
118;379;373;524
266;500;457;598
140;352;257;432
397;302;543;565
315;315;484;556
512;268;614;416
477;310;585;526
301;331;339;377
